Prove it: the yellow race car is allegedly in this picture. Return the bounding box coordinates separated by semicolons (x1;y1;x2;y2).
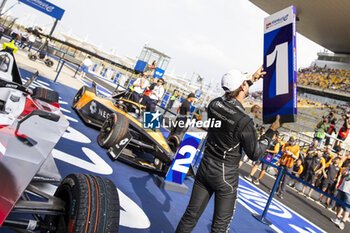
72;85;173;175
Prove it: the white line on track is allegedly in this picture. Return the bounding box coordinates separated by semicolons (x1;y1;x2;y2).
63;114;78;123
36;79;50;86
59;100;68;105
60;107;71;113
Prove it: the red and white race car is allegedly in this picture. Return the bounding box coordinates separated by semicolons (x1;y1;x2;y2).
0;49;120;232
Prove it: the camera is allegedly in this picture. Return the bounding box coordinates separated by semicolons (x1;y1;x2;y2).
342;113;350;120
25;27;42;39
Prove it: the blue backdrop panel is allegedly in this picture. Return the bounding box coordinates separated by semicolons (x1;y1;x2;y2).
134;60;147;72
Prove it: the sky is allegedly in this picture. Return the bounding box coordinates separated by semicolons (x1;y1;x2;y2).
4;0;324;89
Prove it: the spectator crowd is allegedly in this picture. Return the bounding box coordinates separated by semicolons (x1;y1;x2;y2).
298;66;350;93
243;114;350;230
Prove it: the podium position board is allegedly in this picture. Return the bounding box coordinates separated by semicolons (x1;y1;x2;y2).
165;132;203;185
263;6;297;124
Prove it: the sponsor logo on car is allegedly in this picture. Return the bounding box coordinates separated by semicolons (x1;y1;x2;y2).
90;101;97;114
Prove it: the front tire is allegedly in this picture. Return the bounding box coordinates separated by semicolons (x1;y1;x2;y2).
98;113;129;149
72;86;87;109
43;174;120;233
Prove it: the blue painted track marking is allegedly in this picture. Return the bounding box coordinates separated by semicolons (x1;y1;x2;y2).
1;68;324;233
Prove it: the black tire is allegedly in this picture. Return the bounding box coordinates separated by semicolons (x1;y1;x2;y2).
28;54;37;61
72;86;88;108
39;52;46;59
98;113;129;149
167;135;180;153
45;59;54;67
43;174;120;233
32;87;59;103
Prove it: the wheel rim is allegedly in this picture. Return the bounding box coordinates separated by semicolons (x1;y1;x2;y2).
44;185;73;233
100;116;114;142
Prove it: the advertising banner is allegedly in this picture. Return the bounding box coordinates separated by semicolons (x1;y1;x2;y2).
19;0;65;20
263;5;297;124
153;67;165;78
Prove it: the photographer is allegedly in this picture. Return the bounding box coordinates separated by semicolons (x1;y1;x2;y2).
176;67;281;232
325;112;337;146
337;112;350;141
313;117;329;146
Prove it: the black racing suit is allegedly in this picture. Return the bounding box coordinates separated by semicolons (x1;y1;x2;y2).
176;97;275;233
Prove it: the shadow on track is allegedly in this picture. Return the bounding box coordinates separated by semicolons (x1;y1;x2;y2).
130;174;174;233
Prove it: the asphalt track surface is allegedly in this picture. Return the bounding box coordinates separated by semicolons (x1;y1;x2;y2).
84;72;350;233
1;69;348;233
1;69;273;233
239;163;350;233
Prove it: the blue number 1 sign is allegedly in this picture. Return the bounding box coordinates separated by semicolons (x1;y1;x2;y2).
263;6;297;124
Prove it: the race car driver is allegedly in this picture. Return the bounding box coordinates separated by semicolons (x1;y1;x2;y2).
176;67;281;233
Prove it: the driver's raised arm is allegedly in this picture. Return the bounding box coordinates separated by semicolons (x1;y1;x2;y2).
239;119;276;161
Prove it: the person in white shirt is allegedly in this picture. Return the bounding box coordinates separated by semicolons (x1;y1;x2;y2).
10;26;21;44
147;78;165;112
131;73;150;103
80;56;93;78
27;34;36;51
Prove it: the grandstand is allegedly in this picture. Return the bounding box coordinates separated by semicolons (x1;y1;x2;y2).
245;94;350;149
298;66;350;93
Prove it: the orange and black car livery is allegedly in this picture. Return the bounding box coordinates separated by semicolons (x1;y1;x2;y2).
72;86;173;175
